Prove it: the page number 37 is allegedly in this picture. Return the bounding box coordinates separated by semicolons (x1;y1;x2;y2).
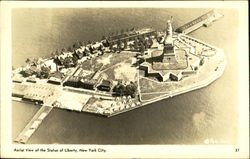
235;148;239;152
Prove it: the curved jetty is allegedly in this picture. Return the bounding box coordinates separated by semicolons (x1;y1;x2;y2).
12;10;225;143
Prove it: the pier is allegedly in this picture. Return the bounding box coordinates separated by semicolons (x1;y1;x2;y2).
14;105;53;144
175;10;223;34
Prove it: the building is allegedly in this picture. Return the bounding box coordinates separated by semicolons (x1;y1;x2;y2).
97;79;112;92
22;94;44;104
80;79;98;90
47;77;61;85
44;59;57;72
169;72;183;81
12;84;26;98
27;77;37;83
12;76;24;83
63;76;81;88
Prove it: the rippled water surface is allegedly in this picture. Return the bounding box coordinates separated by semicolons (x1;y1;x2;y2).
12;8;239;144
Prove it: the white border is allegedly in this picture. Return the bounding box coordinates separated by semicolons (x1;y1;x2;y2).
1;1;249;158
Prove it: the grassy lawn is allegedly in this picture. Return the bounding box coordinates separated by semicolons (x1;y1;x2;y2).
139;57;222;101
139;77;176;93
80;60;103;72
79;51;137;74
101;54;138;82
100;52;137;71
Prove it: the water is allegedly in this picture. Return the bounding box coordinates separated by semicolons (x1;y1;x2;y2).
12;8;239;144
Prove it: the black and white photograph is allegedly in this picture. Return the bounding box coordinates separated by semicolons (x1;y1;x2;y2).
1;1;249;158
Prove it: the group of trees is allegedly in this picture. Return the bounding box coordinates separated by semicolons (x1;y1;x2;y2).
62;55;78;68
109;34;155;54
25;57;42;67
51;40;102;68
49;29;159;67
20;65;51;79
113;81;137;98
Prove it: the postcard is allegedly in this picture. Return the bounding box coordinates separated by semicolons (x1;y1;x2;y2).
1;1;249;158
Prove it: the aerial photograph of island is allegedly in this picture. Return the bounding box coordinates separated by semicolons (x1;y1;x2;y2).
11;8;239;145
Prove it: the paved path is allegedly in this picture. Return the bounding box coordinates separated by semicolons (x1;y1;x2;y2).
14;105;53;144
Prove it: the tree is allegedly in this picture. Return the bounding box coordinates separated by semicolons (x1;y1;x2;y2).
98;45;103;51
139;43;145;53
79;41;83;46
117;39;122;51
20;69;33;77
148;38;153;48
89;45;94;53
134;39;139;50
112;47;117;53
109;44;113;52
72;54;78;66
63;57;72;68
144;39;149;49
32;58;39;66
20;65;39;78
101;35;106;40
55;49;60;55
53;57;61;65
113;83;126;96
129;43;133;50
124;40;128;49
25;58;31;64
199;57;205;66
157;36;162;43
109;42;113;47
67;46;73;52
102;39;110;47
139;36;145;44
113;81;137;97
125;82;137;98
120;40;125;50
73;42;80;49
61;48;66;53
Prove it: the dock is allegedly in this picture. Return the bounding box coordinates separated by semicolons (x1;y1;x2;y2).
14;105;53;144
175;10;223;34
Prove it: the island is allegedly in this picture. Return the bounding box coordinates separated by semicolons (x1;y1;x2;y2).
12;9;226;144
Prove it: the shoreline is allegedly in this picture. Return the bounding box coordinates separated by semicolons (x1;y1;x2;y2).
107;58;226;117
